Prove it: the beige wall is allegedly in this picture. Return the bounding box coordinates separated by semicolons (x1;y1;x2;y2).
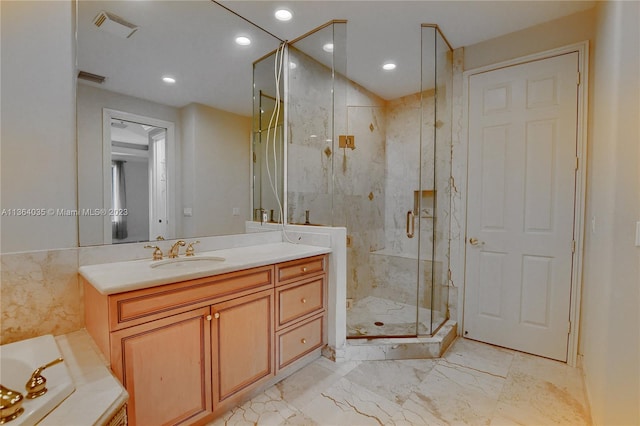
180;103;251;238
1;1;77;252
580;1;640;424
464;7;596;71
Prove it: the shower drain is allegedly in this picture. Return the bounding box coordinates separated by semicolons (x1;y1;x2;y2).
374;321;384;326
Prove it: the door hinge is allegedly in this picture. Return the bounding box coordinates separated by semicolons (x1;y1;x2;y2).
577;72;581;86
571;240;576;253
568;320;572;334
575;156;579;171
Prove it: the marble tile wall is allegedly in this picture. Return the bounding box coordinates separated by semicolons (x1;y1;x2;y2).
449;47;466;325
287;46;335;227
1;248;82;344
287;45;387;306
0;231;284;345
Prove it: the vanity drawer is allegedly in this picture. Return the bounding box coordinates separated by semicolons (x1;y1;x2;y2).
277;314;324;370
276;255;326;285
276;276;324;329
109;265;273;330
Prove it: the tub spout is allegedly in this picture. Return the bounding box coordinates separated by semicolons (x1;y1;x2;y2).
0;384;24;423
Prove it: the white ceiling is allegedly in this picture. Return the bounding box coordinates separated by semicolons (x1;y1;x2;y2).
77;1;595;116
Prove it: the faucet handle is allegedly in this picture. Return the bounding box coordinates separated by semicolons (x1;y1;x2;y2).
144;245;163;260
185;240;201;257
25;358;64;399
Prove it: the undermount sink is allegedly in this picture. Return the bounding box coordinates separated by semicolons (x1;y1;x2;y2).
150;256;226;269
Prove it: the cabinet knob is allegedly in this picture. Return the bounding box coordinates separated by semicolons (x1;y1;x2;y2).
206;315;212;321
214;312;220;319
301;338;307;344
301;298;307;304
302;267;308;272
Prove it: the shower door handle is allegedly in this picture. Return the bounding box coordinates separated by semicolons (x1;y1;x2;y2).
406;210;415;238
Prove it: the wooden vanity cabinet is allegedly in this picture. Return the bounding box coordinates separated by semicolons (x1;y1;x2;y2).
84;255;327;426
210;289;274;413
275;256;327;372
110;307;213;426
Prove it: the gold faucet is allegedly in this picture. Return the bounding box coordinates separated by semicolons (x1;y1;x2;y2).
25;358;64;399
168;240;186;258
144;245;164;260
0;384;24;423
185;241;200;257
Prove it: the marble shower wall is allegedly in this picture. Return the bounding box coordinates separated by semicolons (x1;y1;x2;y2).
337;89;387;303
449;47;466;324
373;91;437;312
288;43;387;303
287;46;335;227
287;45;452;315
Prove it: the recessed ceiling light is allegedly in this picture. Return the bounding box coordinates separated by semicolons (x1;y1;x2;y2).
289;62;297;69
275;9;293;21
382;62;397;71
323;43;334;53
235;36;251;46
162;76;176;84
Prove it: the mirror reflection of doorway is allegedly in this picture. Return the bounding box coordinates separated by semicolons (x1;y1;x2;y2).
105;110;173;244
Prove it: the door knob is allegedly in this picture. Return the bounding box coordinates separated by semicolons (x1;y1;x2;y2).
469;237;484;246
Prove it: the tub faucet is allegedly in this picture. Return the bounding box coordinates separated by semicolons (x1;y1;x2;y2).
168;240;186;258
25;357;64;399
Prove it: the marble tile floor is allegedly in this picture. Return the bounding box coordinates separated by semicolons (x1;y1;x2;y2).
347;296;445;337
209;337;591;426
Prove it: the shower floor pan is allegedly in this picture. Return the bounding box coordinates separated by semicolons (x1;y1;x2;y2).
344;296;456;361
347;296;444;337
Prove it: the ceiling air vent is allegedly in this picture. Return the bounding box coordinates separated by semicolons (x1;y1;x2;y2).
93;11;138;39
77;71;106;84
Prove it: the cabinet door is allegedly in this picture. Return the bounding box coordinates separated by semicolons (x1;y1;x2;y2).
211;289;274;409
111;307;212;426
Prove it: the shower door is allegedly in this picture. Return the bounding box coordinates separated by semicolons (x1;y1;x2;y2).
340;60;427;337
342;101;425;338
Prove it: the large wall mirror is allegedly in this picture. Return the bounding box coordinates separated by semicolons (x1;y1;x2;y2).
76;0;282;246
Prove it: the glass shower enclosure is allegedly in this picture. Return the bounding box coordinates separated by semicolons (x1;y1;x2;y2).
266;21;453;338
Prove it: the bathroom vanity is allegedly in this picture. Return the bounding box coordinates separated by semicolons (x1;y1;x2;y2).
81;243;329;426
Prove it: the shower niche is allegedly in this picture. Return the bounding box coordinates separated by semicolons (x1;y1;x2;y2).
415;190;435;219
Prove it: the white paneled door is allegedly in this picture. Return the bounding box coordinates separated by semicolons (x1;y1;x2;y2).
464;53;579;361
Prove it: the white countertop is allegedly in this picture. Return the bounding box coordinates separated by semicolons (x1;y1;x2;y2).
79;242;331;295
